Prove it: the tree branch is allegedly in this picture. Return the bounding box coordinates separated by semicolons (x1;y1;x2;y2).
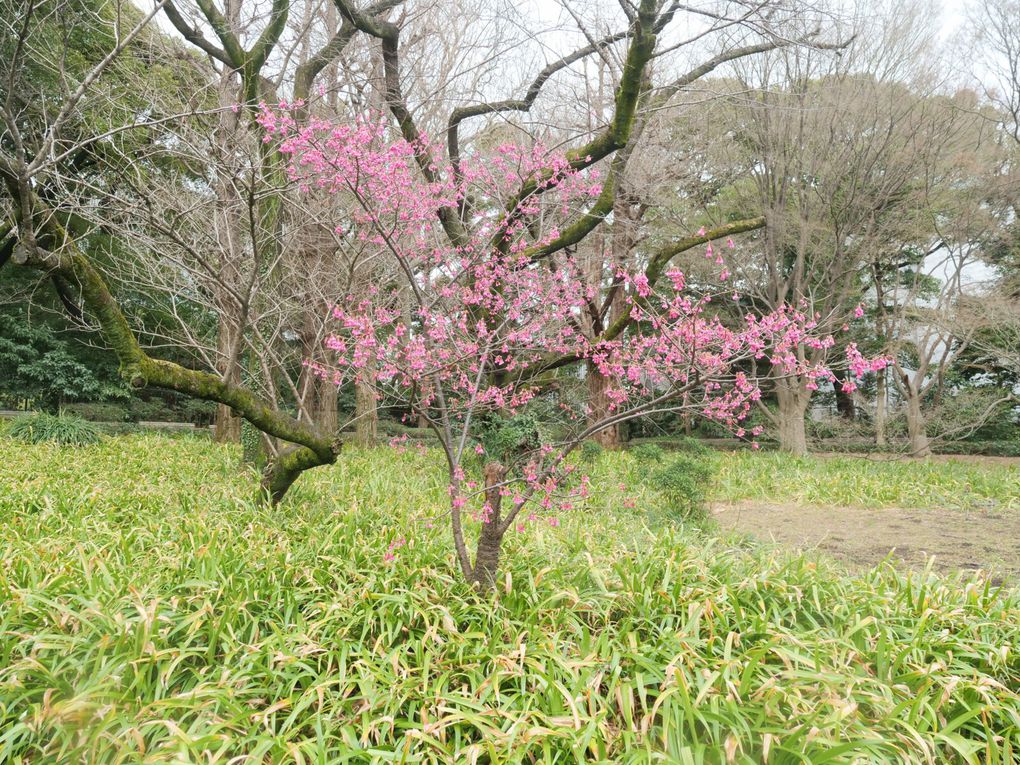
161;1;232;66
445;29;631;178
531;216;766;377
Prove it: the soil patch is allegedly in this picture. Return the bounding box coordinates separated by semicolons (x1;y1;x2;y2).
713;501;1020;584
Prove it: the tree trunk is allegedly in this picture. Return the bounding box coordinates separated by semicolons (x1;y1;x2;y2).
904;388;931;457
831;369;856;419
260;445;331;505
214;324;242;443
586;359;621;448
875;369;887;447
354;363;378;447
316;377;338;435
241;353;269;467
471;461;507;589
212;70;244;445
295;302;339;434
775;380;810;456
15;235;339;507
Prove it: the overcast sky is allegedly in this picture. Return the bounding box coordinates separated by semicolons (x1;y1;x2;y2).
940;0;969;35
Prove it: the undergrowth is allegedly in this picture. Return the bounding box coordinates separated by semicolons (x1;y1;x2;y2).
6;411;101;447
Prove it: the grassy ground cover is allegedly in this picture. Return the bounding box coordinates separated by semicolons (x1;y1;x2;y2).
1;434;1018;763
712;452;1020;510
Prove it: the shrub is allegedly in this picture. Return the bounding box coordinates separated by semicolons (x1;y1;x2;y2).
631;442;665;462
377;420;436;439
578;439;604;463
672;435;712;456
930;388;1019;442
649;453;715;518
63;401;131;422
177;397;217;425
125;396;176;422
475;412;542;462
7;412;101;446
94;421;143;436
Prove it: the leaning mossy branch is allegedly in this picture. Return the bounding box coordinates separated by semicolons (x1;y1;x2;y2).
524;172;617;261
260;444;332;504
600;216;767;342
445;28;631;176
140;357;334;461
12;211;338;495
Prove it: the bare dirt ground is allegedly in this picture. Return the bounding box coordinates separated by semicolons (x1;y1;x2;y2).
712;501;1020;585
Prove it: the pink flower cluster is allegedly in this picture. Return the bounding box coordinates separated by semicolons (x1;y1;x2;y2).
260;104;885;547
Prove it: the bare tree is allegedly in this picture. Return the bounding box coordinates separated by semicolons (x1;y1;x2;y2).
965;0;1020;300
690;4;967;454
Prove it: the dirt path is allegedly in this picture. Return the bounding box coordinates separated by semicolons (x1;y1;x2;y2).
713;501;1020;584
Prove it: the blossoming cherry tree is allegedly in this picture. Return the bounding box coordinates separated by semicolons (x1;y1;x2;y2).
260;105;885;587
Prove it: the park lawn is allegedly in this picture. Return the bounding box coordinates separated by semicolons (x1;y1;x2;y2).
1;433;1018;764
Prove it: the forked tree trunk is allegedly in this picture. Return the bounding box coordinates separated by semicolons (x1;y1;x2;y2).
471;461;508;589
904;387;931;457
586;359;621;448
775;379;810;456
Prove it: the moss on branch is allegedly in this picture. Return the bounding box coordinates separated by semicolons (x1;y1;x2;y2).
15;213;337;500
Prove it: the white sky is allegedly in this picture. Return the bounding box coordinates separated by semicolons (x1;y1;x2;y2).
939;0;969;36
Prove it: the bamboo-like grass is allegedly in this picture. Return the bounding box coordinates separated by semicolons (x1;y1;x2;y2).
1;434;1017;763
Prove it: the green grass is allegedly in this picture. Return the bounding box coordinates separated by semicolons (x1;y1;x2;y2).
713;451;1020;510
1;435;1018;763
